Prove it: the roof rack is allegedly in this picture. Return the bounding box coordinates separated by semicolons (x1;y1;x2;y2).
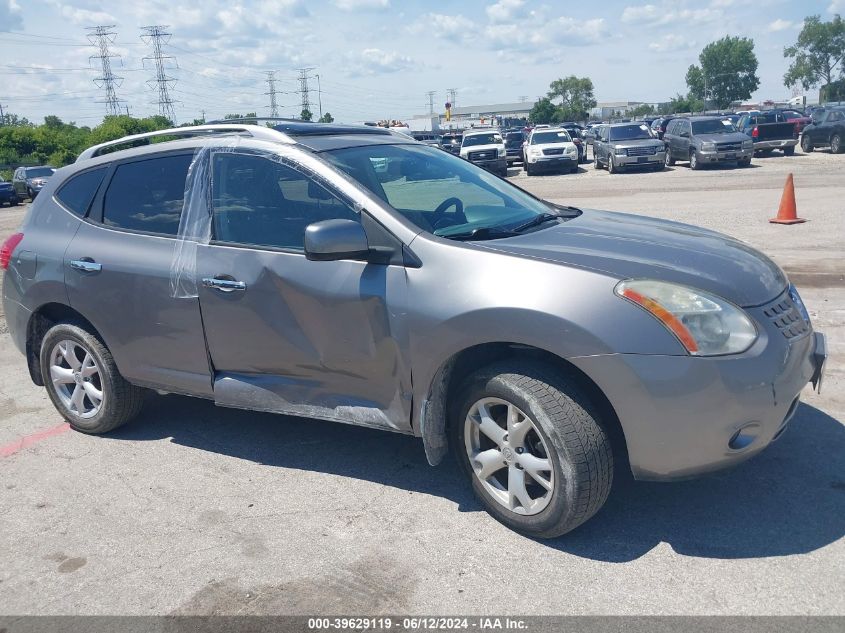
76;124;294;162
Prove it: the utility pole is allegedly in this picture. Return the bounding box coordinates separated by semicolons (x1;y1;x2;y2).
316;74;322;120
426;91;435;115
447;88;457;110
265;71;280;118
297;67;315;119
141;25;178;123
86;25;124;117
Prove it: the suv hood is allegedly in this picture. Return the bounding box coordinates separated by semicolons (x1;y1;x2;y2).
612;139;664;150
461;142;503;155
477;209;786;307
695;132;748;143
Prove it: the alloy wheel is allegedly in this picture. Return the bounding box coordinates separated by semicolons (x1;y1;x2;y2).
49;340;104;419
464;397;554;516
832;135;841;154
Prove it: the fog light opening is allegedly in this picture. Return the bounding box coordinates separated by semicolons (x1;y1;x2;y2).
728;424;760;451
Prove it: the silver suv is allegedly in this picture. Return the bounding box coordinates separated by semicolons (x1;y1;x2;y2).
2;123;826;538
593;122;666;173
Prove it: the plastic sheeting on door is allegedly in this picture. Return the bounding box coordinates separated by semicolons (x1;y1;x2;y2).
169;138;369;298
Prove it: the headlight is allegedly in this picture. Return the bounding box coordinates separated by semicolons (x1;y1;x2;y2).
497;146;506;157
700;142;716;152
529;148;542;156
742;139;753;149
614;147;627;156
615;279;757;356
565;145;577;154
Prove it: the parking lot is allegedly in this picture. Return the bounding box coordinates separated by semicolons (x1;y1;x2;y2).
0;149;842;616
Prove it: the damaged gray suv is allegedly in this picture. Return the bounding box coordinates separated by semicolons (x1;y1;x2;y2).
2;122;826;538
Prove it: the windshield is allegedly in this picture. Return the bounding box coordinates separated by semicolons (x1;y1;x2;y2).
462;133;502;147
26;167;55;178
504;132;524;147
531;130;571;144
608;124;653;141
324;143;572;239
692;119;737;134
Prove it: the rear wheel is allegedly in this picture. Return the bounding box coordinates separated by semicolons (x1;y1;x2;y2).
40;323;145;434
783;145;795;156
832;134;842;154
451;362;613;538
801;135;813;153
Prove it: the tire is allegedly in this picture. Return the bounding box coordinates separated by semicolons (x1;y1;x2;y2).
801;135;813;153
499;168;508;178
783;145;795;156
607;155;618;174
665;148;675;166
738;157;752;167
832;134;842;154
689;151;700;170
40;322;144;434
10;198;18;206
451;362;613;538
593;155;602;169
653;162;665;171
27;187;34;200
524;162;533;176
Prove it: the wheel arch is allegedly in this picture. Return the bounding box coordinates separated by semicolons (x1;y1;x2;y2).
25;302;101;386
418;342;630;474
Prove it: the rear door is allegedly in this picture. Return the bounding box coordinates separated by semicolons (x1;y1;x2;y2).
195;148;413;432
64;150;212;397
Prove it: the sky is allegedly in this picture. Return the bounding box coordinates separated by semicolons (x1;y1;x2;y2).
0;0;841;126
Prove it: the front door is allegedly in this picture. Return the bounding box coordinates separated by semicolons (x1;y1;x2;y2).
196;149;413;432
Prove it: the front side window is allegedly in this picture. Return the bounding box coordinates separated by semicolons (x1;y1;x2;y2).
55;166;107;217
211;152;359;251
102;153;192;235
325;143;571;239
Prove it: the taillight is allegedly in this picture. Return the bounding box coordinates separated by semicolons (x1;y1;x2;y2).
751;127;759;138
0;232;24;270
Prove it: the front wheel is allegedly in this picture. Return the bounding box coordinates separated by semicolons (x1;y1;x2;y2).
607;155;618;174
664;148;675;166
451;362;613;538
40;323;145;434
783;145;795;156
801;135;813;153
832;134;842;154
689;151;700;170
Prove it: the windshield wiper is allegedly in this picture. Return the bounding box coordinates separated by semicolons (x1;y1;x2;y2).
440;227;520;241
511;212;560;233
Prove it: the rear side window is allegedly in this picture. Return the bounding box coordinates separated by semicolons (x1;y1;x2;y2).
55;167;107;217
102;154;192;236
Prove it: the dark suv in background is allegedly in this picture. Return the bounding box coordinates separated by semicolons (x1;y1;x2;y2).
440;132;463;154
663;116;753;169
801;106;845;154
502;130;525;165
12;166;55;200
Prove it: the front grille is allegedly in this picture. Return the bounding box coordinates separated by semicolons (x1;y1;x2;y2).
542;148;564;156
763;294;810;340
626;145;656;156
716;142;742;152
468;150;495;161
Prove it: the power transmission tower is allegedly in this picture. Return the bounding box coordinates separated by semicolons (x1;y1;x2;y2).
447;88;457;110
141;25;178;123
518;95;529;103
86;25;124;117
265;71;280;117
297;67;315;119
425;91;435;115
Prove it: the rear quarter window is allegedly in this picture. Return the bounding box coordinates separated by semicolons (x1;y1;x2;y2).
102;154;192;236
55;167;108;217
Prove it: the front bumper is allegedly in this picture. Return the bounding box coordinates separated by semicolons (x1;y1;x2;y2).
615;151;665;167
505;149;522;163
754;139;798;150
469;157;507;172
528;155;577;170
571;311;825;481
697;148;753;163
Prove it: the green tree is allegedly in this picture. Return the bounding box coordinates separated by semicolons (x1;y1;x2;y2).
686;36;760;109
318;112;334;123
547;76;596;121
784;14;845;101
528;98;559;124
628;104;656;118
300;108;313;121
664;93;704;115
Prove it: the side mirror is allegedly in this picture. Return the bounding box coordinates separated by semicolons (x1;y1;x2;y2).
304;219;370;262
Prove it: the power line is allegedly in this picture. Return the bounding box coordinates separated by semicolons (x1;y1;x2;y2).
86;25;125;117
141;25;178;123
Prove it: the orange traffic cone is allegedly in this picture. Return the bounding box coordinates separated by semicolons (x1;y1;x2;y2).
769;173;806;224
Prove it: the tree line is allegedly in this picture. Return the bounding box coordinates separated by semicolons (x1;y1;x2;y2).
530;13;844;124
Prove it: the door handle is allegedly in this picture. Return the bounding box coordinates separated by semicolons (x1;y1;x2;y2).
69;259;102;273
202;277;247;292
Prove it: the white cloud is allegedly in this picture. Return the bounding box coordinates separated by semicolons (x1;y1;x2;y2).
622;3;723;27
554;16;606;44
621;4;660;24
334;0;390;10
486;0;529;24
414;13;478;41
1;0;23;29
829;0;844;13
345;48;415;76
767;19;795;32
648;34;697;52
